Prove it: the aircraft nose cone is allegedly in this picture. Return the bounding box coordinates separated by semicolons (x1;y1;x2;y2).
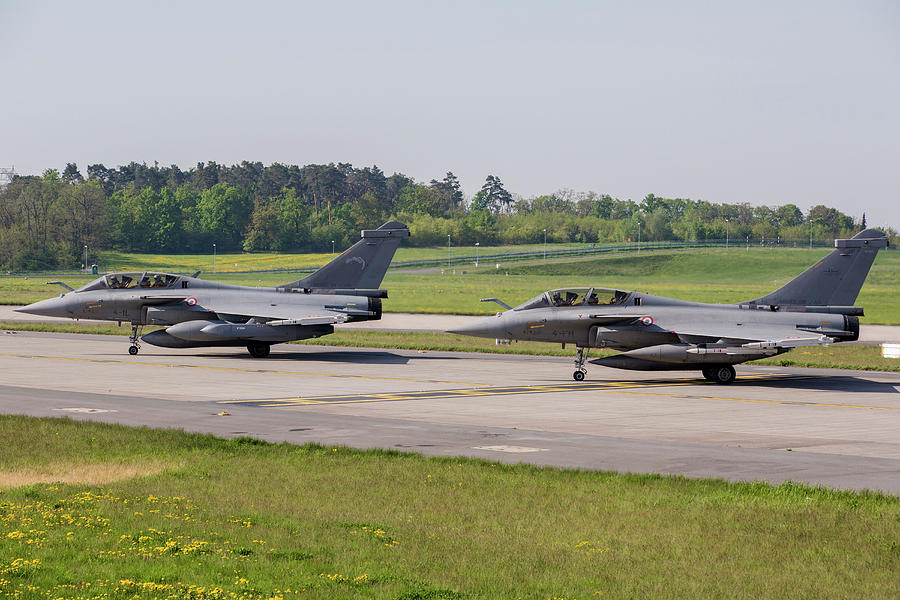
15;297;71;318
447;316;506;339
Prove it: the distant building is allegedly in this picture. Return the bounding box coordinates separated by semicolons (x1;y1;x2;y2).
0;167;15;187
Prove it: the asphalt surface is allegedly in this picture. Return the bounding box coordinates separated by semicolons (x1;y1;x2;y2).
1;329;899;495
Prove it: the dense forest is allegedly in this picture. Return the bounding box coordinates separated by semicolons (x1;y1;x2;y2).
0;161;891;270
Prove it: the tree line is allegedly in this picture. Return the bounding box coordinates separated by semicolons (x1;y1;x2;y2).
0;160;890;270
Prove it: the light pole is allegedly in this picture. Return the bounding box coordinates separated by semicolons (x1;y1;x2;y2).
213;243;217;273
543;229;547;262
447;234;451;268
83;245;87;272
809;222;813;248
637;221;641;254
331;240;335;256
725;219;729;249
475;242;480;268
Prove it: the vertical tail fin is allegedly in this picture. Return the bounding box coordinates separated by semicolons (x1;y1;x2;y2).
746;229;888;307
280;221;409;290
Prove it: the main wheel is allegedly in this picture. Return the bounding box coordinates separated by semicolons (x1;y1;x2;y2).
247;343;271;358
128;345;139;356
573;370;585;381
701;367;716;381
712;365;736;385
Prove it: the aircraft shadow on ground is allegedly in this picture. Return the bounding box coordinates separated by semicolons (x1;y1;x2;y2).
630;374;899;394
577;375;899;394
207;350;453;365
735;375;899;394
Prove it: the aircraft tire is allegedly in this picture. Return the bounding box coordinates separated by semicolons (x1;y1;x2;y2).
247;343;271;359
128;345;139;355
573;370;585;381
701;367;716;381
712;365;736;385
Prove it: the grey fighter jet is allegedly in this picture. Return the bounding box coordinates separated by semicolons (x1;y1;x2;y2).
16;221;409;357
449;229;888;384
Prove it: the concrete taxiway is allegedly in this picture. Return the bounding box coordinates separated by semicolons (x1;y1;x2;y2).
1;329;899;495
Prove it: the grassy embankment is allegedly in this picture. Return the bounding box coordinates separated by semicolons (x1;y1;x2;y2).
0;415;897;599
95;243;592;273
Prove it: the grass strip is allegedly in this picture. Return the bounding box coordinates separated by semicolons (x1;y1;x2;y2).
0;415;897;599
3;321;900;372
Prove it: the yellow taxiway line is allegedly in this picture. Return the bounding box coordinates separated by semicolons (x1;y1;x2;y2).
217;373;899;412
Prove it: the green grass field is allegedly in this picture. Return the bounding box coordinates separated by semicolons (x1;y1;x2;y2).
0;415;897;599
95;243;593;273
3;247;898;322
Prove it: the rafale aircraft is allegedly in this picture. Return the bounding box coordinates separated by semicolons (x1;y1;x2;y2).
449;229;888;384
16;221;409;357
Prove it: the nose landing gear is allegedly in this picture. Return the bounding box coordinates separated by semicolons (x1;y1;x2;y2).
128;323;143;355
573;346;588;381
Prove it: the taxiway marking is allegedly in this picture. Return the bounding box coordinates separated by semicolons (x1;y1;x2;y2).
0;352;482;386
219;374;836;408
227;379;704;406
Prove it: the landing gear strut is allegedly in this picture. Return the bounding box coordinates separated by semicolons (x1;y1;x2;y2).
247;343;271;358
573;346;588;381
702;365;736;384
128;323;143;355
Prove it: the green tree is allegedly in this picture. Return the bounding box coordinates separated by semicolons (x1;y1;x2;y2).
429;172;464;216
472;175;512;214
62;163;83;184
243;199;280;251
775;204;803;227
394;185;446;217
195;183;252;249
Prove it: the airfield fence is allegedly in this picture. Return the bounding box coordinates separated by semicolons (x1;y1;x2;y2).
2;238;871;277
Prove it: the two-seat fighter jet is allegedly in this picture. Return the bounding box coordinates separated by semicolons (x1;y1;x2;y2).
16;221;409;357
449;229;888;384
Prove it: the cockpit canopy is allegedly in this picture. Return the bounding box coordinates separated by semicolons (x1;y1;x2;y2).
513;287;630;311
75;272;181;293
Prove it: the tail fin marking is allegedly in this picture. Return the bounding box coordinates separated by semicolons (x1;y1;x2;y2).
279;221;409;290
747;228;888;307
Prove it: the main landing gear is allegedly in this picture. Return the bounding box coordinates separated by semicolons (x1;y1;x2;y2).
702;365;736;385
128;323;143;355
247;343;271;358
573;346;588;381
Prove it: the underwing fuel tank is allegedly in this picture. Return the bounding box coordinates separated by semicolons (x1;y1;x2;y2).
627;344;772;364
142;319;333;347
590;344;774;369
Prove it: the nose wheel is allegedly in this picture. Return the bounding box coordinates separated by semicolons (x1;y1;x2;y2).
128;323;143;355
573;346;588;381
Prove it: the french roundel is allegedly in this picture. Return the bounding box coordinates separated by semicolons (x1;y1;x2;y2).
640;316;654;326
185;297;198;306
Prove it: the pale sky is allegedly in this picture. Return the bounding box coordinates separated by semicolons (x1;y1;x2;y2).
1;1;898;228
